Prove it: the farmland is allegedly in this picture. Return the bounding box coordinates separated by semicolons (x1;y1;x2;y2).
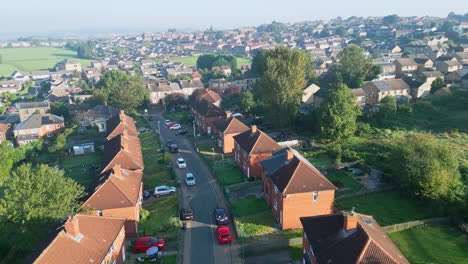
0;47;93;76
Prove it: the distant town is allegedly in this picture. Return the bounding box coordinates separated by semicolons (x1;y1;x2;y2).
0;12;467;264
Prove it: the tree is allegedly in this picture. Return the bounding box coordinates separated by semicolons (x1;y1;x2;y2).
50;101;70;120
223;85;241;98
209;86;223;95
91;88;109;107
48;127;74;153
0;164;85;248
165;93;185;107
319;83;361;142
441;21;454;32
96;71;148;113
253;46;308;128
189;88;205;102
77;41;96;59
391;133;464;203
431;77;446;94
379;96;397;120
196;54;217;70
383;14;400;26
240;91;255;113
329;46;378;88
335;26;346;37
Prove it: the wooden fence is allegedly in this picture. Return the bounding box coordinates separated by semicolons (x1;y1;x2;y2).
335;186;396;201
382;216;451;233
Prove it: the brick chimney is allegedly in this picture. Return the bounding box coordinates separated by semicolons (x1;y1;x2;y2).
122;129;128;138
113;164;122;176
344;214;357;232
226;112;231;118
205;88;209;92
286;149;294;161
119;110;125;121
64;216;80;238
251;125;257;135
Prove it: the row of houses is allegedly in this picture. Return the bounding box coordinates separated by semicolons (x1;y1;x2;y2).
33;110;144;264
190;92;410;263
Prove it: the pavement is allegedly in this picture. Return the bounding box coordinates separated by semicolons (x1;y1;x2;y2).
148;110;241;264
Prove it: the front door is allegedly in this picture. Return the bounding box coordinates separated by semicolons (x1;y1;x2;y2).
247;167;250;178
207;126;211;134
280;211;283;225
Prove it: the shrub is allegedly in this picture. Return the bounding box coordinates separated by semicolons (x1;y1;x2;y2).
140;208;150;221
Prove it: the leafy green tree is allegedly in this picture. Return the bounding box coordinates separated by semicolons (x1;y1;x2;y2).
50;101;70;120
240;91;255;113
380;95;397;115
305;60;318;85
48;127;74;153
319;83;361;142
391;133;465;202
212;58;229;68
253;46;308;127
77;41;96;59
430;77;446;94
91;88;109;107
383;14;400;26
441;21;454;32
0;143;14;180
0;164;86;249
330;46;380;88
335;26;346;37
196;54;217;70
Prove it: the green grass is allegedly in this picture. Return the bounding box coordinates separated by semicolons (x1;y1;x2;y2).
335;191;442;226
144;169;174;190
232;196;270;217
281;229;303;240
60;152;102;168
156;55;251;69
196;142;214;154
0;47;93;76
326;170;364;195
139;132;161;152
162;255;177;264
288;243;303;261
388;225;468;264
133;115;151;129
236;211;277;238
301;149;333;170
213;162;245;186
165;110;191;124
140;194;179;236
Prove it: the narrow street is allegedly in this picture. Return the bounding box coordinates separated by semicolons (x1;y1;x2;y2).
148;110;240;264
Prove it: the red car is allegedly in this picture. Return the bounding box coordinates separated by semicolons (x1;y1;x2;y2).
133;237;166;253
167;121;179;127
215;226;231;244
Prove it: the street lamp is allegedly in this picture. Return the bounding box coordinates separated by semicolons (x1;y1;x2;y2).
158;121;161;135
211;148;215;169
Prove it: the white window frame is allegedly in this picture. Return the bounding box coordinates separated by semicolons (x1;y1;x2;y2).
274;185;278;194
273;199;277;211
313;191;318;202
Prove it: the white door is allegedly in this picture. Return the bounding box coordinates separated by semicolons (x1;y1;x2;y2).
122;245;126;262
247;167;250;178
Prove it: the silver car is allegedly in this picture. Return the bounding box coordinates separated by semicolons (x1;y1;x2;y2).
153;185;176;197
177;158;187;169
185;173;196;186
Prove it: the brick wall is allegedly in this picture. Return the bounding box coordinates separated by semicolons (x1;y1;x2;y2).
102;225;126;264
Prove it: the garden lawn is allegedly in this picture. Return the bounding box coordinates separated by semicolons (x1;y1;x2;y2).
326;170;364;195
196;142;214;155
162;255;177;264
302;149;333;170
60;152;102;167
63;167;96;187
133;115;151;129
235;211;277;238
213;162;245;186
139;194;179;236
165;110;191;124
335;191;441;226
388;225;468;264
288;243;302;261
232;196;270;217
0;47;93;76
139;132;161;153
144;169;174;189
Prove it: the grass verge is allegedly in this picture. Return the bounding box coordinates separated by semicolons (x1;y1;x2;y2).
140;194;179;236
213;161;245;186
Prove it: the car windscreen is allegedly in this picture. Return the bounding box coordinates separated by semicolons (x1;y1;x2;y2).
150;237;159;244
187;176;194;181
221;235;230;239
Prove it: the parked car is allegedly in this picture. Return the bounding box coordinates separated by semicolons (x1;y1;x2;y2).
133;237;166;253
166;139;175;147
180;208;194;220
153;186;176;197
169;124;182;130
169;144;179;153
143;191;151;199
185;173;195;186
164;120;172;125
177;158;186;168
167;121;179;127
148;116;154;121
176;129;187;135
215;208;229;225
215;226;231;244
138;127;150;133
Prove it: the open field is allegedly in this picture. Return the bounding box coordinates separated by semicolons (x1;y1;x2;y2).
335;191;442;226
0;47;93;76
389;225;468;264
156;55;251;69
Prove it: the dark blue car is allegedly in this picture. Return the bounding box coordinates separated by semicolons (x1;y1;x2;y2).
215;208;228;225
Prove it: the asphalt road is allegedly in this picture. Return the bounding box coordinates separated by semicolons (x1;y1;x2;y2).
148;111;238;264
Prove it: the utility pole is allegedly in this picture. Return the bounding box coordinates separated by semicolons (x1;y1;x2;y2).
193;120;196;143
158;121;160;135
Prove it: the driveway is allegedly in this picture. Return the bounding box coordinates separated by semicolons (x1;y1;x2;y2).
148;111;240;264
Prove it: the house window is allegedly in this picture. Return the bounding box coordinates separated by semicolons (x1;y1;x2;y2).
47;132;52;137
273;199;277;210
313;191;318;202
274;185;278;194
309;245;315;256
46;125;50;130
98;210;102;216
56;124;60;129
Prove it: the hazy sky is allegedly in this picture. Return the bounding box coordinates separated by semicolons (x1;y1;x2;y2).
1;0;467;38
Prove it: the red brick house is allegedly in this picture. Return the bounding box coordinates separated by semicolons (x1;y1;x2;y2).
300;212;410;264
13;113;64;146
81;165;143;238
233;125;281;178
213;112;249;154
191;98;225;134
261;148;336;229
106;110;139;141
0;123;10;144
101;130;144;174
34;215;127;264
198;89;222;106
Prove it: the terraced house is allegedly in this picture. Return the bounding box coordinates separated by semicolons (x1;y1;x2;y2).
106;110;139;141
13;113;64;146
233;125;281;179
100;130;144;174
213;112;249;154
300;213;410;264
191;98;225;134
261;148;336;229
34;215;127;264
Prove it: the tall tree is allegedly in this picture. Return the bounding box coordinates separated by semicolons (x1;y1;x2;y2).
391;133;464;203
383;14;400;26
253;46;308;128
240;91;255;113
319;83;361;142
431;77;447;94
196;54;217;70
